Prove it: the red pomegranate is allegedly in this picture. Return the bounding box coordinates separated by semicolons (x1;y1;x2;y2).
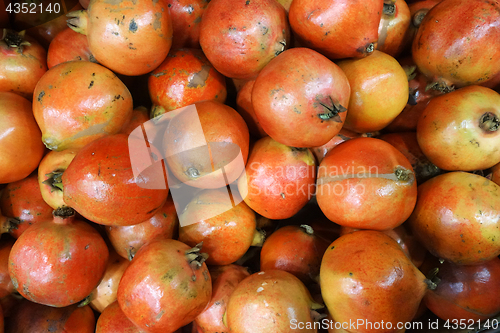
8;207;109;307
67;0;173;75
199;0;289;79
47;27;94;68
62;134;169;226
412;0;500;90
33;61;133;151
117;239;212;333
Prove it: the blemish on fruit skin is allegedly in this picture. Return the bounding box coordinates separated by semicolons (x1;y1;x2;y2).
37;90;45;102
129;19;138;33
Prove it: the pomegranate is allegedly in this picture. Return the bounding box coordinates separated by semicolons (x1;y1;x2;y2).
338;51;409;133
120;106;150;136
260;224;331;284
179;189;262;265
95;301;145;333
289;0;383;59
0;92;45;184
167;0;208;49
0;238;15;298
67;0;173;75
199;0;289;79
117;239;212;333
0;173;54;238
5;299;95;333
62;134;169;226
316;137;417;230
376;0;411;58
424;257;500;321
88;249;130;313
310;129;362;164
148;48;227;115
195;264;250;332
408;172;500;265
320;231;432;333
33;61;133;151
252;48;351;148
237;136;316;220
226;270;323;333
236;80;268;138
0;30;47;100
163;100;250;189
106;196;178;260
412;0;500;90
47;27;94;68
417;85;500;171
38;149;79;210
8;207;109;307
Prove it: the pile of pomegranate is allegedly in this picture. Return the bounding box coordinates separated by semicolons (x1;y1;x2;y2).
0;0;500;331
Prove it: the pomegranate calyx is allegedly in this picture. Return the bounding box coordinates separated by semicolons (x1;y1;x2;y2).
317;96;347;123
479;112;500;132
66;10;89;36
53;206;76;219
42;170;64;191
424;267;441;290
300;224;314;235
0;214;20;234
186;242;209;270
275;39;287;57
412;9;428;28
1;29;31;50
425;81;454;93
383;3;396;16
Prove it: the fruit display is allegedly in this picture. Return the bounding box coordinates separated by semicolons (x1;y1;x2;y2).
1;0;500;332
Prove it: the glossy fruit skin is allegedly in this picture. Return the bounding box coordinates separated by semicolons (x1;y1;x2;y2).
376;0;411;58
47;27;94;68
106;196;178;260
412;0;500;89
62;134;169;226
424;257;500;321
0;173;53;238
320;231;429;333
95;301;145;333
417;85;500;171
167;0;209;49
401;0;442;56
310;129;362;164
148;48;227;114
82;0;173;76
316;137;417;230
33;61;133;151
252;48;351;148
164;100;250;189
8;212;109;307
236;80;268;138
260;225;330;284
289;0;383;60
338;51;409;133
0;238;15;298
179;189;257;265
379;132;441;184
117;239;212;333
0;92;45;184
199;0;290;79
226;270;319;333
237;136;316;220
195;264;250;332
89;249;130;313
0;32;47;100
38;149;79;210
6;299;95;333
409;172;500;265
